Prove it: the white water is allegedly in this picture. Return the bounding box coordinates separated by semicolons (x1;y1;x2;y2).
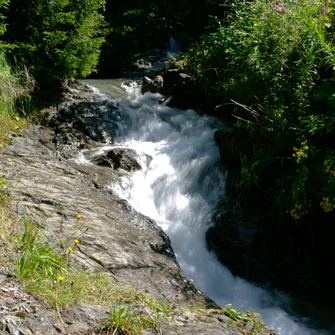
78;83;329;335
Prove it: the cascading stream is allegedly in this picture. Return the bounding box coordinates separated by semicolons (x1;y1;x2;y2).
77;82;329;335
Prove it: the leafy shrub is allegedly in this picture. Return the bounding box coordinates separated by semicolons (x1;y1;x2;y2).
186;0;335;219
3;0;105;86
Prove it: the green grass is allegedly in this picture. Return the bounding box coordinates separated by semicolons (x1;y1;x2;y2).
0;210;174;334
100;304;159;335
15;220;68;280
0;51;33;116
0;51;33;150
0;51;18;115
202;305;272;335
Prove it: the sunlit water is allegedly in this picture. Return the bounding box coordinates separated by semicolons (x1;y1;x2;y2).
75;81;330;335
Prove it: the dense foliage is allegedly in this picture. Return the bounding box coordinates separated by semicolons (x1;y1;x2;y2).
0;1;32;118
184;0;335;221
2;0;105;86
0;0;220;81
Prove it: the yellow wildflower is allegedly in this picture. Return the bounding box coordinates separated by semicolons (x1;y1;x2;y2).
74;239;80;245
320;197;335;212
57;275;65;282
77;214;83;219
292;146;307;163
290;205;308;220
67;246;73;252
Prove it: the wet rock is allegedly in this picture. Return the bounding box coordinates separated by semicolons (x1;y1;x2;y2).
92;148;141;172
142;69;202;109
142;76;152;85
158;69;191;95
61;79;99;102
135;59;152;69
206;203;270;285
50;99;119;146
141;75;164;94
141;69;195;109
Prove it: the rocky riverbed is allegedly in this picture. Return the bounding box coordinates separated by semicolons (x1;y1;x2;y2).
0;82;274;335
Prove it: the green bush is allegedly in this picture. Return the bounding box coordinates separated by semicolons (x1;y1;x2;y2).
3;0;106;86
186;0;335;220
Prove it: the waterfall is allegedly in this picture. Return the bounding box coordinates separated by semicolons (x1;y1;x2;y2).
168;36;180;56
76;82;329;335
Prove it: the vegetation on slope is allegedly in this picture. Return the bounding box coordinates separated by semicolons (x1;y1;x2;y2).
0;52;33;151
183;0;335;222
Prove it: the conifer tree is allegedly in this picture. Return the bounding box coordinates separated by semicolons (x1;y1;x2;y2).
0;0;9;37
3;0;106;85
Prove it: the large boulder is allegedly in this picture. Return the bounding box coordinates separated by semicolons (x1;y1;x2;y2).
141;69;196;110
206;203;268;284
141;69;192;96
141;75;164;94
92;148;141;172
50;99;119;146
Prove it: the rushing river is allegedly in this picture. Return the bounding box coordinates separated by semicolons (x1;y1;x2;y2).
80;79;331;335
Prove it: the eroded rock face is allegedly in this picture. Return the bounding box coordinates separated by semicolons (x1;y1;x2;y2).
206;197;335;318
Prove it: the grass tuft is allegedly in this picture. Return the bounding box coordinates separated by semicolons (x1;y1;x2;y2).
0;51;33;117
0;51;33;151
0;115;28;151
